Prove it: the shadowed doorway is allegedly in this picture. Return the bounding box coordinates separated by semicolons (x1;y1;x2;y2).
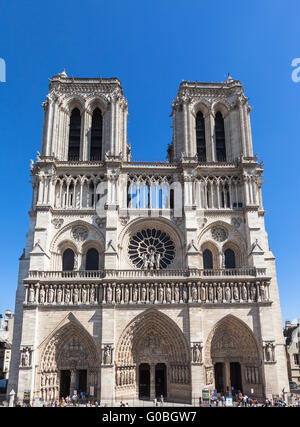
139;363;150;399
60;370;71;398
230;362;243;394
155;363;167;398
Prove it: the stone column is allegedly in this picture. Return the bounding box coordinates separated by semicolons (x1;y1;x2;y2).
150;364;156;400
224;362;231;396
70;369;77;395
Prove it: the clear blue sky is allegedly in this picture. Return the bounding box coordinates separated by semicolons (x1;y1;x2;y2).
0;0;299;324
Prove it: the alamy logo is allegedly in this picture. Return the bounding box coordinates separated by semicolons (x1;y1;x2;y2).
0;58;6;82
291;58;300;83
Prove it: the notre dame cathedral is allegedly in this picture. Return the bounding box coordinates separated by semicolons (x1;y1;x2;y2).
8;71;289;404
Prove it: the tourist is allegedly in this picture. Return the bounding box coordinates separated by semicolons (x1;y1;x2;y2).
153;397;157;406
160;395;164;406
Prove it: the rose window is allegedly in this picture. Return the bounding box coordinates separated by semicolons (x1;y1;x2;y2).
128;228;175;269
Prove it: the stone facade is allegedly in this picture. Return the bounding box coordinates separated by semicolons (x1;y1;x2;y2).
8;71;289;404
0;310;14;381
284;320;300;385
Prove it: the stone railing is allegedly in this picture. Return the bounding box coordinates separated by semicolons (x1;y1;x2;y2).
25;267;266;281
24;279;270;306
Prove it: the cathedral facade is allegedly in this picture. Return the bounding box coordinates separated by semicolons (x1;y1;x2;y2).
8;71;289;404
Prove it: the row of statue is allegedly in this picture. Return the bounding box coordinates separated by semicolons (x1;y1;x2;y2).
245;366;259;384
25;282;269;305
116;367;136;386
169;365;190;384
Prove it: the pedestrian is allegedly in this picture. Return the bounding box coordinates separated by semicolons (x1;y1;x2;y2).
160;395;164;406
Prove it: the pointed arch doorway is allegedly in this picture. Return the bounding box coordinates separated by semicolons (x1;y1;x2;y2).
39;318;100;402
115;309;191;403
205;315;264;397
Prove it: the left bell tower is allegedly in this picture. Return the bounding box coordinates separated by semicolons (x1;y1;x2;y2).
41;70;129;161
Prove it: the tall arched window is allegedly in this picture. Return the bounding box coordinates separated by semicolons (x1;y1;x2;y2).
90;108;103;160
62;248;75;271
203;249;213;269
224;248;235;269
68;108;81;161
196;111;206;161
215;111;226;162
86;248;99;270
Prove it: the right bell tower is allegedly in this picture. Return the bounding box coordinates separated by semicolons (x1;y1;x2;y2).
171;74;253;162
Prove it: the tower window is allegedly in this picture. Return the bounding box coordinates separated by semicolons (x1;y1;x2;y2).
86;248;99;270
215;111;226;162
224;248;235;269
90;108;103;161
68;108;81;161
196;111;206;161
203;249;213;269
62;248;75;271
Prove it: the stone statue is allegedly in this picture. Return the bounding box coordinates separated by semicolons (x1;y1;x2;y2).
217;285;222;302
124;286;129;303
233;285;239;300
265;343;274;362
106;286;112;303
260;284;265;300
82;287;87;303
90;286;95;303
250;284;257;301
208;285;213;301
149;286;155;303
182;285;188;302
242;284;247;300
57;288;62;303
149;249;156;270
40;287;45;304
158;286;164;303
28;287;35;303
193;344;202;363
200;286;206;301
48;287;54;304
141;285;146;302
73;287;79;304
166;286;172;302
103;346;112;365
191;285;198;302
132;286;138;302
65;288;70;304
174;285;180;302
225;286;231;302
115;286;121;303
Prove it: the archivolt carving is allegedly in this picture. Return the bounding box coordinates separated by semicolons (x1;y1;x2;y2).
115;309;190;367
40;319;99;373
204;315;261;366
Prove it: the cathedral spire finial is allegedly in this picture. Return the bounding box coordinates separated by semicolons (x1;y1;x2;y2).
226;72;234;82
58;68;67;78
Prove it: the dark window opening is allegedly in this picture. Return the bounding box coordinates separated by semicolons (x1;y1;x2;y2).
215;111;226;162
196;111;206;161
62;248;75;271
90;108;103;161
224;248;236;269
203;249;213;269
68;108;81;161
86;248;99;270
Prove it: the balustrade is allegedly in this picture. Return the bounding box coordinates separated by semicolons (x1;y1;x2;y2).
24;279;270;306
